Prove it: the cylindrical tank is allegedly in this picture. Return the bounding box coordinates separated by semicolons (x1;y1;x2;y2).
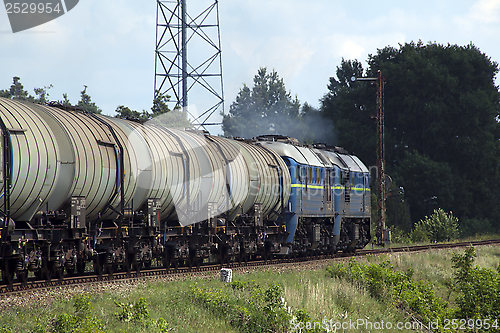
0;98;60;221
227;138;292;220
31;103;119;220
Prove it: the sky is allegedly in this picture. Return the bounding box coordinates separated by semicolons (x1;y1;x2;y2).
1;0;500;135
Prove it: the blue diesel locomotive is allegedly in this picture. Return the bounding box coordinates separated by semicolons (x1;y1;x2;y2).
256;135;371;255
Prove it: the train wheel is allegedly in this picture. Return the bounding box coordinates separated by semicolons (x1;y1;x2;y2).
122;258;132;276
104;253;116;277
93;256;103;277
238;251;246;264
52;263;64;281
41;258;52;281
132;254;142;273
162;253;170;270
163;247;176;271
34;269;42;280
42;267;52;281
189;254;200;269
263;244;273;262
76;261;86;275
105;262;115;276
172;258;179;271
344;247;356;254
1;262;15;286
134;262;142;273
218;246;229;266
14;258;28;284
65;265;76;277
17;270;28;284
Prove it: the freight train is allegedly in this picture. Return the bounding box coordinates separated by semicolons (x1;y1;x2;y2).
0;97;371;285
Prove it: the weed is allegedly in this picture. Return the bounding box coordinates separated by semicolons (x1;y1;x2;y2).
114;297;150;323
326;257;450;326
52;294;106;333
451;246;500;328
0;325;12;333
189;280;321;332
29;323;47;333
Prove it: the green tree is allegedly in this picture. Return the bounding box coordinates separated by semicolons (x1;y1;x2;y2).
1;77;61;105
321;42;500;228
114;105;150;121
150;108;192;128
9;76;30;100
385;184;411;233
321;59;375;160
393;150;455;222
222;67;302;139
296;102;336;144
33;84;53;104
0;76;33;101
77;85;102;114
114;91;191;128
151;90;171;117
0;88;11;98
58;93;71;105
148;90;192;128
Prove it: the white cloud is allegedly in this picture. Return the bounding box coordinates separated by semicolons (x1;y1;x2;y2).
470;0;500;23
454;0;500;29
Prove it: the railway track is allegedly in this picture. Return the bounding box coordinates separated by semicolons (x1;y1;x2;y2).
2;238;499;296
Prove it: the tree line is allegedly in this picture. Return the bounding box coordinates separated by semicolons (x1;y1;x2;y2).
0;78;191;127
0;76;102;114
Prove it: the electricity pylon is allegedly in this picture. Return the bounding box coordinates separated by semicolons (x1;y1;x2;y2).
155;0;224;129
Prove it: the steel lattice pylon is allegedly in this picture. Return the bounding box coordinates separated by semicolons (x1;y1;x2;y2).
155;0;224;129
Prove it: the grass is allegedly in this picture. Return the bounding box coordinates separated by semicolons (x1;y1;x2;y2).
282;271;415;332
1;245;499;332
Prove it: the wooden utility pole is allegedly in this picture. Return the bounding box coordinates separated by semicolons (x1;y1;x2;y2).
354;70;389;246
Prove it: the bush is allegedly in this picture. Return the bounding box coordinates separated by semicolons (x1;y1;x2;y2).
390;227;412;244
190;281;290;332
459;217;494;237
114;298;150;323
30;324;47;333
0;325;12;333
451;246;500;327
189;281;320;332
326;247;500;332
411;208;459;242
52;294;106;333
326;258;450;324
